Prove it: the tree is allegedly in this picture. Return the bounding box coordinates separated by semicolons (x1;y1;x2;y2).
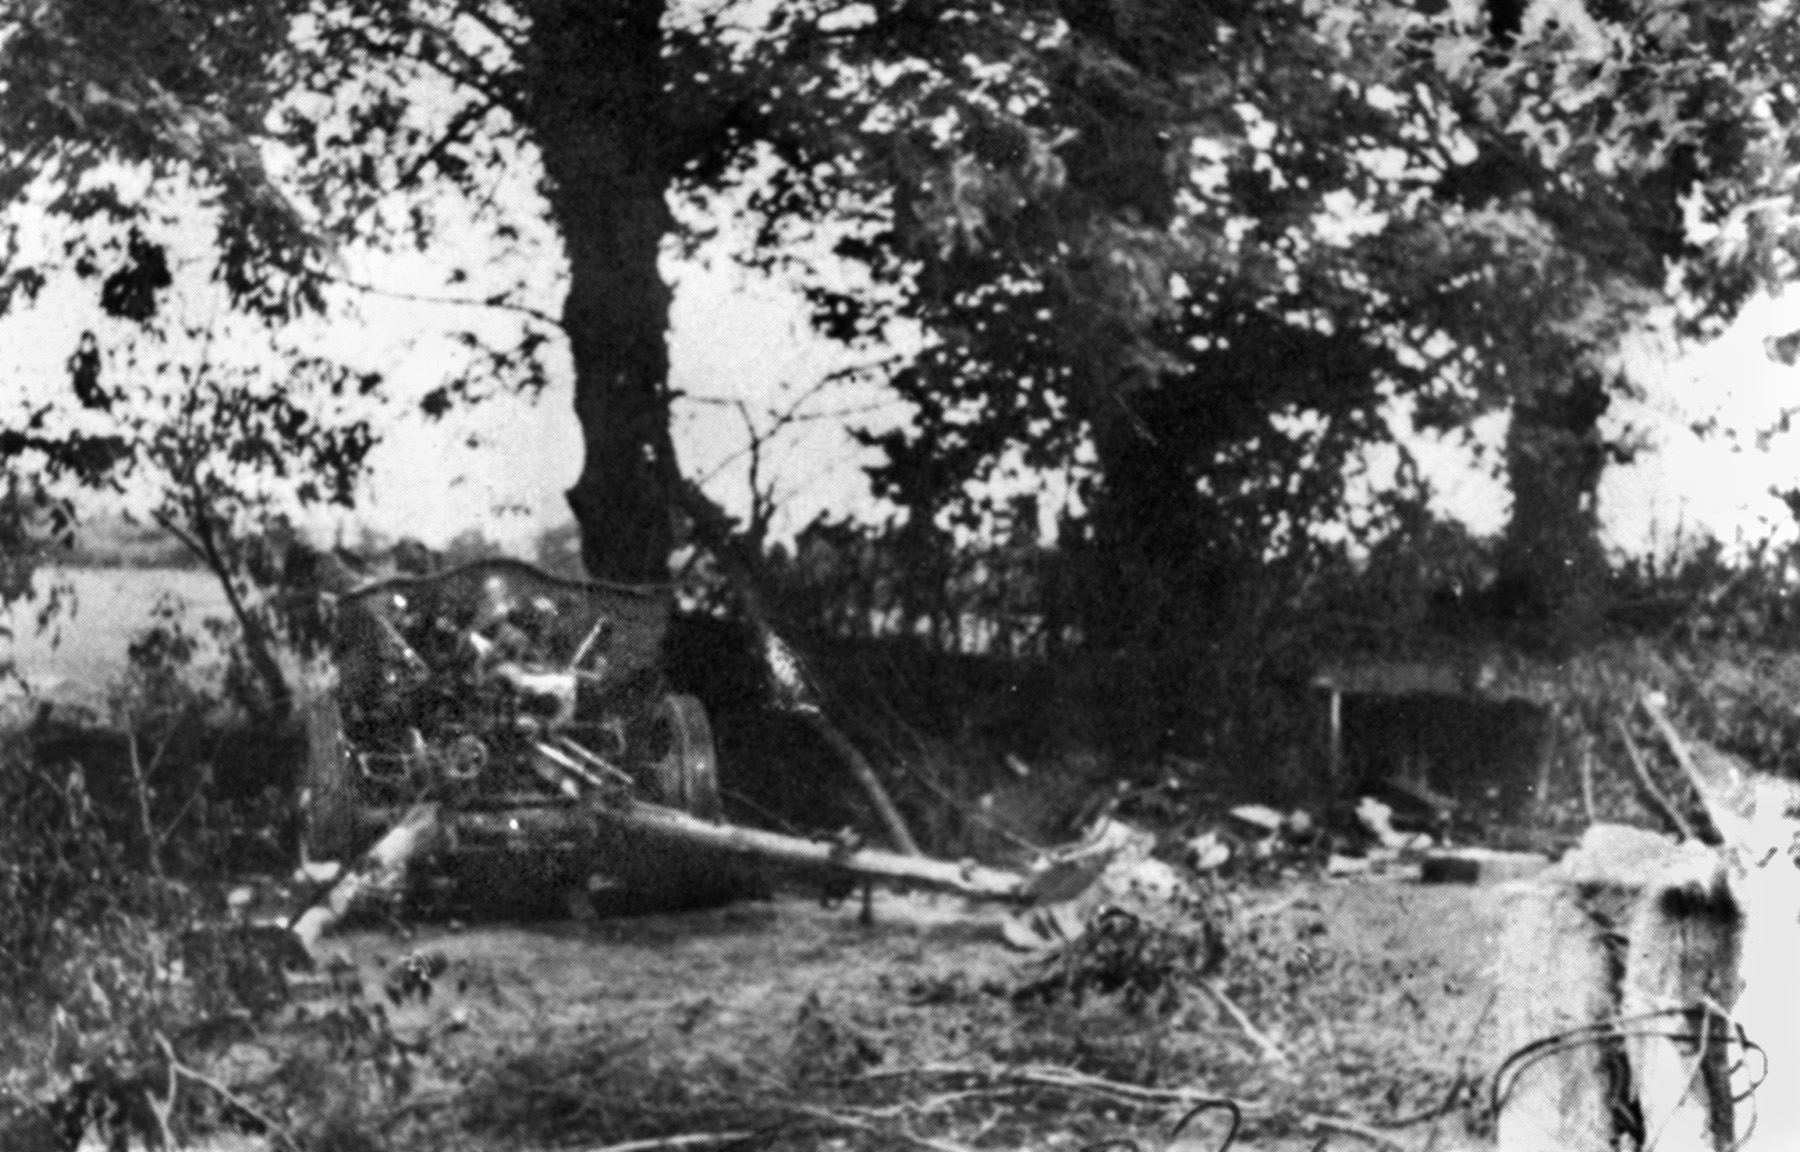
0;0;1071;586
124;341;377;719
8;0;1800;649
1405;0;1800;646
766;0;1800;657
18;312;377;720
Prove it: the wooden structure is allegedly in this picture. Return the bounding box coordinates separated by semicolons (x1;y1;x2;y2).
1313;657;1559;824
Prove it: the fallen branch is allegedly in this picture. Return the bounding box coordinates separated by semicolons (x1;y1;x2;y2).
851;1062;1428;1146
835;1089;1027;1121
158;1035;304;1152
788;1102;978;1152
1198;980;1291;1068
1614;717;1695;840
1639;695;1757;848
1298;1114;1408;1151
854;1062;1209;1107
670;477;923;858
572;1132;758;1152
799;710;923;857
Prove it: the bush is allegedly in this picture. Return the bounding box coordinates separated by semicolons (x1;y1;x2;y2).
0;738;312;1150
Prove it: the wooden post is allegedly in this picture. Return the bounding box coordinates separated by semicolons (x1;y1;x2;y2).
1495;880;1616;1152
1327;689;1343;792
1620;848;1741;1152
1733;849;1800;1149
1501;706;1800;1152
1578;741;1597;825
1532;707;1560;823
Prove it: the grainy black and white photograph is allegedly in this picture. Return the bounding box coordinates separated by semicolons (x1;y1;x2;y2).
4;1;1800;1149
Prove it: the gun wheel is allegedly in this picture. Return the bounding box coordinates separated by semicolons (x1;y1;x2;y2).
644;692;722;820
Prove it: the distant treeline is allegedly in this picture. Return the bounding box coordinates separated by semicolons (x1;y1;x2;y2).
61;514;549;572
59;513;201;569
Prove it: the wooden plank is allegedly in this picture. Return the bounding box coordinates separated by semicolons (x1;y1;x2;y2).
1531;708;1560;825
1327;689;1342;791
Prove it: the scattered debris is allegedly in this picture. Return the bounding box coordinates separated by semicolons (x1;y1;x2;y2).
1184;805;1319;875
1373;778;1458;839
1002;820;1189;951
290;802;442;955
1355;797;1432;852
1005;818;1235;1027
293;859;343;887
1195;979;1292;1067
1419;848;1550;886
1226;804;1286;836
789;992;886;1087
1185;829;1233;873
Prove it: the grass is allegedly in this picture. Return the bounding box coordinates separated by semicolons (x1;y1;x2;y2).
298;880;1509;1152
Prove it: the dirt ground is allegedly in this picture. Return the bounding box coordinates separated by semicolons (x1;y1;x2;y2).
222;871;1512;1152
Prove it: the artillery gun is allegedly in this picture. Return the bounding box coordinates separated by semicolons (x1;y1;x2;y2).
294;557;1088;935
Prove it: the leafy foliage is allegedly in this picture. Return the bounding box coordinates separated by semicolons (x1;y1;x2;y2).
1013;902;1227;1017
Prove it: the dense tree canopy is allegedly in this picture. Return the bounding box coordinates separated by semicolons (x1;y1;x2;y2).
5;0;1800;655
746;0;1800;651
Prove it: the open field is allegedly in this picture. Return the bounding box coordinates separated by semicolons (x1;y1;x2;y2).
4;567;233;713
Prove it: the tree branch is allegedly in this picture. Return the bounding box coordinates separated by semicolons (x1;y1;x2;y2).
157;1035;305;1152
402;18;527;118
326;21;524;120
1614;713;1695;841
452;0;527;54
326;273;563;329
571;1134;758;1152
666;475;923;856
396;97;505;190
152;504;292;721
126;726;164;880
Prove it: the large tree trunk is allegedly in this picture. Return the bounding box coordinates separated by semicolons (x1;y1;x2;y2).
526;0;680;584
1495;367;1613;652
